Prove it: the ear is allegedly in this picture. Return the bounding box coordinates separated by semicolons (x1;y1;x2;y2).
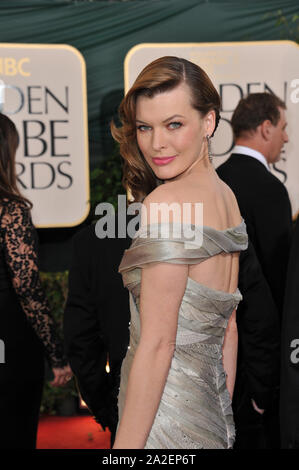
260;119;273;141
204;110;216;137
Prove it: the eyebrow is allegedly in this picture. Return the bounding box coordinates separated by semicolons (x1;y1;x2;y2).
136;114;185;124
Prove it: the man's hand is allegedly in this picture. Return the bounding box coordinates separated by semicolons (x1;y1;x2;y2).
51;363;73;387
251;399;265;415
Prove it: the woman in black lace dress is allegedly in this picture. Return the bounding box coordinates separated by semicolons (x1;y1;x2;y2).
0;113;72;449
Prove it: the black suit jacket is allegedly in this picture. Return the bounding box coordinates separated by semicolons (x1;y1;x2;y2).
280;216;299;448
217;153;293;316
63;223;131;430
237;241;280;410
217;153;291;410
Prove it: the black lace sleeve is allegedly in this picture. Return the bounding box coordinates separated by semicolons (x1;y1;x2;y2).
1;199;67;368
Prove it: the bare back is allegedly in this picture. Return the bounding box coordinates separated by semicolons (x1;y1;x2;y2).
188;174;241;294
145;170;242;295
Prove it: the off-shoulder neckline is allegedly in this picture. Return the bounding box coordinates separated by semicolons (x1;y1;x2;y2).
136;218;245;235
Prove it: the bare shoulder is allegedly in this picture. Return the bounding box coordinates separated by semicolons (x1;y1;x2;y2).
220;179;239;207
143;182;178;205
218;178;242;222
142;176;242;227
142;182;187;225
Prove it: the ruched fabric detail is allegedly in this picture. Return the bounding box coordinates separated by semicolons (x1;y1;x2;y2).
118;220;248;449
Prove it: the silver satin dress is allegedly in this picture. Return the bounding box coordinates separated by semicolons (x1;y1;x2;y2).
118;221;248;449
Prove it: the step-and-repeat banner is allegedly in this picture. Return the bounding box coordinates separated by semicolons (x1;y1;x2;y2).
0;43;89;227
125;41;299;218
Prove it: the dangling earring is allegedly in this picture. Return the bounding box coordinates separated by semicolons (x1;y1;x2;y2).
206;135;212;163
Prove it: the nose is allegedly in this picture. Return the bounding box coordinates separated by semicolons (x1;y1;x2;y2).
284;130;289;143
151;128;166;151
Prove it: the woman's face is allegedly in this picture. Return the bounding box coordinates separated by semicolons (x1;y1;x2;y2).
135;83;208;181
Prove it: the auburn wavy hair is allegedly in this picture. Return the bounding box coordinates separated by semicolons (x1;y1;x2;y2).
111;56;221;202
0;113;32;208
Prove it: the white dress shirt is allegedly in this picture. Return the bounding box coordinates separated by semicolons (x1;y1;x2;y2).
232;145;270;172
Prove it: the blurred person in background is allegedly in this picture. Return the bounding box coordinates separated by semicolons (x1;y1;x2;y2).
281;215;299;448
64;215;131;447
217;93;293;448
0;113;72;449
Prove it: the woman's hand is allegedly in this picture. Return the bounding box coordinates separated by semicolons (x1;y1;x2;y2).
50;363;73;387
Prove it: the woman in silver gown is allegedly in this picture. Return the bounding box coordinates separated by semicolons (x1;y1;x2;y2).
111;56;248;449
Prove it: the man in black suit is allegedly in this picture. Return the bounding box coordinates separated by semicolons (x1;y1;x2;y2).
63;214;132;447
217;93;293;448
235;242;280;448
280;216;299;448
217;93;292;317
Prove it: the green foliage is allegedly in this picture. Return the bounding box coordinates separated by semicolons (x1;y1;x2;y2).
39;378;78;416
265;10;299;43
40;271;68;336
39;271;78;415
89;144;125;222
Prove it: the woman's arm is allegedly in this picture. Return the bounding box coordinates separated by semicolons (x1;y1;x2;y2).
1;200;67;369
113;261;188;449
222;309;238;400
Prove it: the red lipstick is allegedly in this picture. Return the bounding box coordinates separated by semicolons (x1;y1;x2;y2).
152;156;176;166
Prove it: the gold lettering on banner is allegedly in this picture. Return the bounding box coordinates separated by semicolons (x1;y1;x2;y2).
188;50;240;81
0;57;31;76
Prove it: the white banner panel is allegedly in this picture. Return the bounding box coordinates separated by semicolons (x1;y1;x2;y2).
125;41;299;217
0;43;89;227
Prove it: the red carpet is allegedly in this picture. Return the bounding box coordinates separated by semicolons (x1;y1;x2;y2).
37;415;111;449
